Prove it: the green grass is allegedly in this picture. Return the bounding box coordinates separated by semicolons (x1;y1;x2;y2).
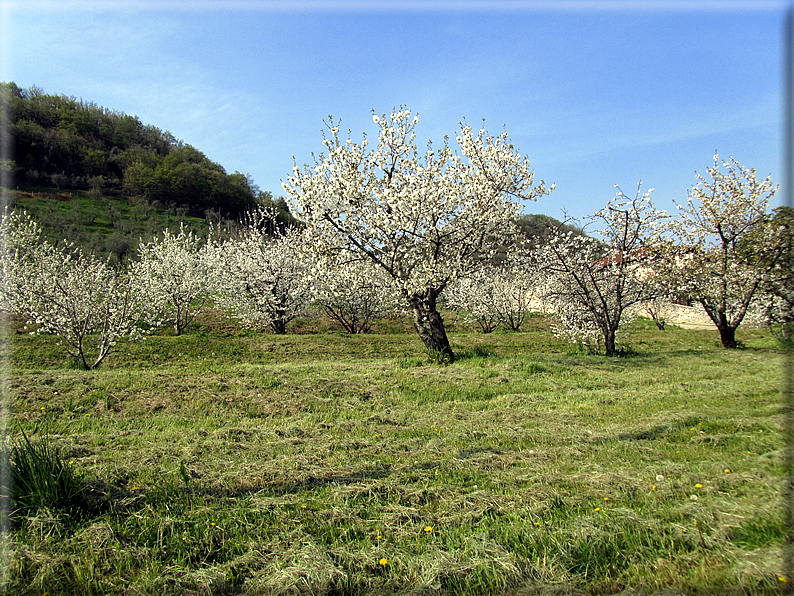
1;314;789;595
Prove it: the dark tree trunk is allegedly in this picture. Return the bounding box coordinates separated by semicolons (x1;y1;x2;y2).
701;301;739;348
270;318;287;335
718;325;738;349
604;327;617;357
408;289;454;362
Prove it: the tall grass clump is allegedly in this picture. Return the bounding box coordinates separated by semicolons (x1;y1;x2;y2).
0;430;87;519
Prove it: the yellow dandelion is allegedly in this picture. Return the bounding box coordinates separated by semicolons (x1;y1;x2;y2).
652;485;656;491
595;507;601;512
724;469;731;474
424;526;432;532
779;576;788;583
40;407;45;411
604;497;609;501
301;505;307;509
533;522;540;526
210;522;216;526
68;461;74;465
379;558;388;566
695;483;703;488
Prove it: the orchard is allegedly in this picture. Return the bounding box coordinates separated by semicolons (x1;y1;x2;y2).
0;107;789;595
3;111;789;362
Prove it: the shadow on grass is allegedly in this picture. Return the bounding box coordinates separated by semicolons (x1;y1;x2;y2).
105;464;439;506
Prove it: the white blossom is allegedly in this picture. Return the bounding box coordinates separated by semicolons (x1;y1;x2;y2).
668;153;780;348
535;183;669;355
12;238;155;369
309;250;399;334
446;252;543;333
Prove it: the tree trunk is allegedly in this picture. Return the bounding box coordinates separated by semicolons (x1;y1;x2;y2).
717;325;738;349
701;301;739;348
408;290;454;362
270;318;287;335
604;327;617;357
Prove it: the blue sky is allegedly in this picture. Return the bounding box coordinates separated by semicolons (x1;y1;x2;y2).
2;1;788;221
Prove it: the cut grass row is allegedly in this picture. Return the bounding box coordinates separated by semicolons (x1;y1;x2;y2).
1;315;788;595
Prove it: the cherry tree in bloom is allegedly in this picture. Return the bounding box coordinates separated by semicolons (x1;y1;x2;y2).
284;108;552;361
446;254;543;333
130;224;214;335
309;251;399;334
757;206;793;342
13;240;154;370
499;254;548;332
670;154;782;348
207;210;311;334
642;295;675;330
445;265;506;333
0;208;48;312
537;184;669;356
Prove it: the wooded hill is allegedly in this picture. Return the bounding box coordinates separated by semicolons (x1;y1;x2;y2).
1;82;260;218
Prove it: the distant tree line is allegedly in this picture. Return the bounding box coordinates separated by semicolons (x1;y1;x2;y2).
0;82;260;218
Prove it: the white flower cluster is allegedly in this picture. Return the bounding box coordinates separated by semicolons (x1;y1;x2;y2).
445;254;543;333
0;207;45;312
309;250;400;333
1;210;156;369
667;153;782;347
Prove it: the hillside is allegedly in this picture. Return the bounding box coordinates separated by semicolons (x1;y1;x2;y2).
1;82;260;218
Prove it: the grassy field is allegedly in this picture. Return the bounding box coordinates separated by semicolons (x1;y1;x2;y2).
0;313;788;595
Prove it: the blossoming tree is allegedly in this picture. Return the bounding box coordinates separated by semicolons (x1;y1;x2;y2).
14;242;153;370
445;265;506;333
309;251;399;333
207;210;311;334
130;225;214;335
670;154;781;348
284;108;552;361
757;206;793;342
537;184;669;355
0;208;47;312
446;254;543;333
